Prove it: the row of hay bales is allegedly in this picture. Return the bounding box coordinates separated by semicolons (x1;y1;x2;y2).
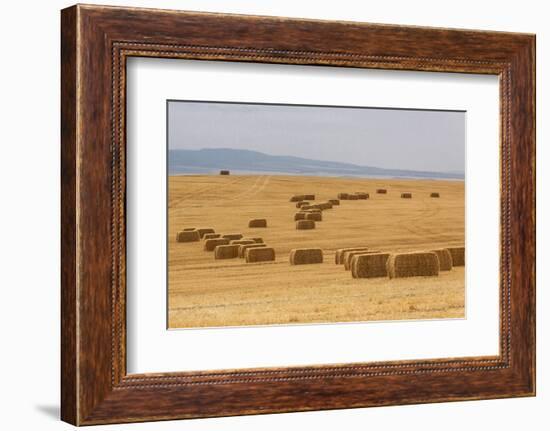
176;227;276;263
291;194;341;231
334;246;465;279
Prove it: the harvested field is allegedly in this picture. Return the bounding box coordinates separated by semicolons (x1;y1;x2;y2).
168;174;464;328
290;248;323;265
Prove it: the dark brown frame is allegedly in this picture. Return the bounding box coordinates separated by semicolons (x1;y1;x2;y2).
61;4;536;426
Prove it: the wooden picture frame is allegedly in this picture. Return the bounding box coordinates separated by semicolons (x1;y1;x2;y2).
61;4;535;425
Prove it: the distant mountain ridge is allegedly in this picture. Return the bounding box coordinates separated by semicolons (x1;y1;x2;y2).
168;148;464;180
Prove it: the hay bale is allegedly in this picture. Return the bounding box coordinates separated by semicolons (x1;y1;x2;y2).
196;228;215;238
248;218;267;228
219;170;230;175
355;192;369;200
290;194;306;202
387;252;439;278
431;248;453;271
176;230;200;242
294;212;307;221
250;237;264;243
447;246;465;266
238;243;267;258
430;192;440;198
351;253;390;278
183;227;196;231
343;250;380;270
328;199;340;206
230;239;256;246
204;238;230;251
334;247;370;264
214;244;240;259
376;189;387;194
203;233;221;240
296;220;315;230
348;194;358;200
304;194;315;200
296;201;310;208
222;233;243;241
337;193;349;200
290;248;323;265
401;193;412;199
305;207;322;213
245;247;275;263
305;212;322;222
318;202;333;210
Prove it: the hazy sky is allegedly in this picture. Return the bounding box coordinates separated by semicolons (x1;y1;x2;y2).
168;101;465;173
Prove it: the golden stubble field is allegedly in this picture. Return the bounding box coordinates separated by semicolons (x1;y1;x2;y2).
168;174;465;328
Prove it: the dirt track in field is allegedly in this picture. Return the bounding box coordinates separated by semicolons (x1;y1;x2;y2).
168;174;465;328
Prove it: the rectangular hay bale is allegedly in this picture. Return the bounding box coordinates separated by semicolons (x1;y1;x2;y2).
376;189;387;194
344;250;380;270
328;199;340;205
214;244;239;259
334;247;370;264
238;243;267;258
196;227;215;238
289;248;323;265
303;194;315;200
222;233;243;241
248;218;267;228
204;238;230;251
387;252;439;278
337;193;349;200
305;212;322;222
203;233;221;240
290;195;306;202
176;230;200;242
230;239;256;246
351;253;390;278
431;248;453;271
296;220;315;230
447;246;465;266
401;193;412;199
245;246;275;263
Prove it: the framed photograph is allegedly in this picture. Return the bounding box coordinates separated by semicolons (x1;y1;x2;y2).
61;4;535;425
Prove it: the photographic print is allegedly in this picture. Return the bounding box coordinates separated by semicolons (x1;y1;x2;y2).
167;101;465;329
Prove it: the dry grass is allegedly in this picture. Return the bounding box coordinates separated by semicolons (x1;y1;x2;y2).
168;174;464;328
387;252;440;278
290;248;323;265
351;253;390;278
